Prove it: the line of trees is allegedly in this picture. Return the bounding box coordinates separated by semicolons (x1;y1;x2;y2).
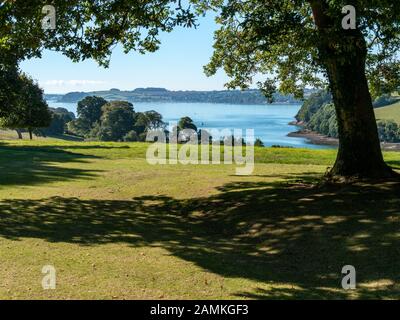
377;121;400;143
0;88;268;145
56;88;301;105
67;97;265;145
296;91;400;143
66;96;216;143
66;97;167;142
35;108;75;137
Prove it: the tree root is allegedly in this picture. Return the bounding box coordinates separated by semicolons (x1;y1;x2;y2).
321;165;400;186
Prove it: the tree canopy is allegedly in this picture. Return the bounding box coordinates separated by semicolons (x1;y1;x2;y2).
77;96;107;126
90;100;135;141
0;73;51;139
2;1;399;103
0;0;197;116
0;1;197;65
178;116;197;132
198;0;400;99
196;0;400;178
37;107;75;136
135;110;165;131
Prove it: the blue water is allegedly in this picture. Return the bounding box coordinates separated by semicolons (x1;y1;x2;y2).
48;101;333;149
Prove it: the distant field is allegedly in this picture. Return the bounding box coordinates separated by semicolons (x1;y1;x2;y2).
0;130;33;140
0;130;83;141
0;138;400;299
375;100;400;123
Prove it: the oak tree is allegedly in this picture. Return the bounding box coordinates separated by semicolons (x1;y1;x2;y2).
0;73;51;139
197;0;400;179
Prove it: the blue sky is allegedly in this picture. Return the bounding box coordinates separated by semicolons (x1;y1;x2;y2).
20;14;232;94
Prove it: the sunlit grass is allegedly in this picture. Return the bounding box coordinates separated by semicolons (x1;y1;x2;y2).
0;139;399;299
375;100;400;124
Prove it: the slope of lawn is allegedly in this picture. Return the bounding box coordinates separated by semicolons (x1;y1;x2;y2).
0;138;400;299
375;100;400;124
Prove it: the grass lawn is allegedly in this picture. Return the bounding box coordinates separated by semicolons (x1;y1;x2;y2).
0;138;400;299
375;100;400;123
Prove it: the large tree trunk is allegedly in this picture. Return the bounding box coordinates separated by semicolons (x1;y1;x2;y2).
15;129;22;139
325;38;395;179
28;128;33;140
310;1;397;180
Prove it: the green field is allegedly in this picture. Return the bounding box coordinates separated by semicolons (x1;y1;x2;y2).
1;138;400;299
375;100;400;123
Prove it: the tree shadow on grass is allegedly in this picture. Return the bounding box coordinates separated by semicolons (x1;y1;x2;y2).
45;134;85;142
385;160;400;170
0;145;101;186
0;176;399;299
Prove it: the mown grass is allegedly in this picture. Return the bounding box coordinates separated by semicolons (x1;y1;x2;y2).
375;100;400;124
0;138;400;299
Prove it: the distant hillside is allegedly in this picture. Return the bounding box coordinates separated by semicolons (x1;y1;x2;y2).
45;88;308;105
375;100;400;124
292;91;400;143
295;91;332;123
45;94;63;101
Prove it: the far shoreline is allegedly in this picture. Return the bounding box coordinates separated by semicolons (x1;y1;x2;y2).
287;128;339;146
288;123;400;152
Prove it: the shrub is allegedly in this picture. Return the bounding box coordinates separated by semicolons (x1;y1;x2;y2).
123;130;139;142
377;120;400;143
254;138;264;147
